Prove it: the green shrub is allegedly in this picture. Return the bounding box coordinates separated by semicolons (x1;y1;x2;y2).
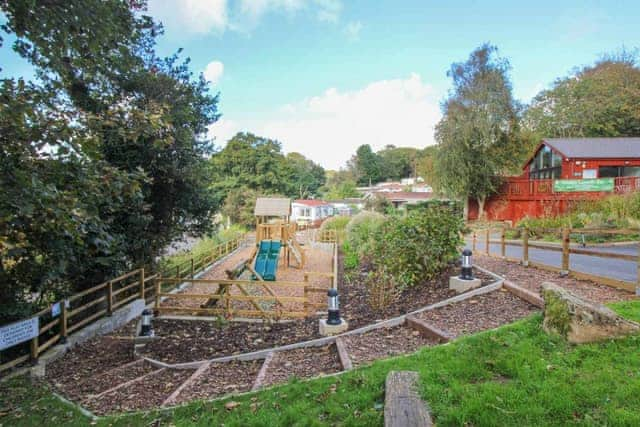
346;211;386;261
370;208;464;288
320;215;350;241
341;241;359;270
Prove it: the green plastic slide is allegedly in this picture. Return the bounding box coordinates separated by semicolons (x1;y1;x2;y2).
253;240;281;281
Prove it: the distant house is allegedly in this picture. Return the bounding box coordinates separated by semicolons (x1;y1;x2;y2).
358;177;433;199
468;138;640;222
327;198;366;216
291;199;334;227
379;191;433;209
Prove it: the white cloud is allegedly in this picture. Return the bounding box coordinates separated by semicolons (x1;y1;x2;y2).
249;73;441;169
148;0;228;35
208;118;240;146
203;60;225;85
148;0;343;36
344;20;362;41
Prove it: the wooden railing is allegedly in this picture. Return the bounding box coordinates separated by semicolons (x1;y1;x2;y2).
503;176;640;200
316;229;338;243
470;227;639;292
155;278;326;319
0;236;245;374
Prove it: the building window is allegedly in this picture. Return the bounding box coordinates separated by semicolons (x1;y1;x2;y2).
598;166;640;178
529;146;562;180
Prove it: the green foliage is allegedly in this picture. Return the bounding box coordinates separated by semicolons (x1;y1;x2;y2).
370;208;464;288
285;152;326;199
221;186;261;229
525;51;640;138
6;315;640;426
434;44;525;217
345;211;386;262
363;193;391;214
542;290;572;338
608;300;640;323
319;215;350;241
341;241;359;271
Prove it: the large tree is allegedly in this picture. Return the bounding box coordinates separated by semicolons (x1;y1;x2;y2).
284;152;326;199
434;44;524;219
525;52;640;137
0;0;220;321
349;144;382;186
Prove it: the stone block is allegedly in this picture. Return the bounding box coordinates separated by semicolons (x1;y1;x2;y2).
319;318;348;336
541;282;640;344
449;276;482;294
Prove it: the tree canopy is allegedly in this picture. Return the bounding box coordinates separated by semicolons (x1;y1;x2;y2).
525;52;640;138
0;0;220;322
434;44;524;218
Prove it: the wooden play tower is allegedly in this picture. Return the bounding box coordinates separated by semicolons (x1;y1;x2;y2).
254;197;305;269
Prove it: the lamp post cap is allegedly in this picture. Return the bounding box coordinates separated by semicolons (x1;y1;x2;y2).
327;288;338;297
462;249;472;256
142;308;153;315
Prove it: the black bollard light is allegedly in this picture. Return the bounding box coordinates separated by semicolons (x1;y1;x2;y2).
140;309;154;336
327;288;341;325
460;249;474;280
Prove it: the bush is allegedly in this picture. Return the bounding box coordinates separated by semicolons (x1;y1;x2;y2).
370;208;464;288
346;211;386;261
320;215;350;241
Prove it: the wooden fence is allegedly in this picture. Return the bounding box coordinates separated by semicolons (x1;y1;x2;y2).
0;236;245;374
316;229;338;243
470;227;639;292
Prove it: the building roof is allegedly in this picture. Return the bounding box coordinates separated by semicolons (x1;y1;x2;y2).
543;138;640;159
292;199;330;207
254;197;291;217
380;192;433;201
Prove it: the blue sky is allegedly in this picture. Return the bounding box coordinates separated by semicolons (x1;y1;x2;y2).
2;0;639;169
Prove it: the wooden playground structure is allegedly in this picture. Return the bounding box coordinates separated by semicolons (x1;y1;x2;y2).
155;198;338;321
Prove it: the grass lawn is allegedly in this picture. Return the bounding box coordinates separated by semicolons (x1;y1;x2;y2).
2;303;640;426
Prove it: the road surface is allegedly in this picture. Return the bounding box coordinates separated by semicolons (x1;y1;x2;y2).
466;235;638;284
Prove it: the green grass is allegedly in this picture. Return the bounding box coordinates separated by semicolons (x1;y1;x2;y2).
2;313;640;426
608;300;640;323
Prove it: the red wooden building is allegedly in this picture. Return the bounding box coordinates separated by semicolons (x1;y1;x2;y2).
468;138;640;223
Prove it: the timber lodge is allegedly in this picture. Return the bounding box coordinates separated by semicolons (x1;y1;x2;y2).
468;137;640;223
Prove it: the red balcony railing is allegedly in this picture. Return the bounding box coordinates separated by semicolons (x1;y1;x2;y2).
503;176;640;199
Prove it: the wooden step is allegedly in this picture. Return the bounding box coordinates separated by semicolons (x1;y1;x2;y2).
384;371;433;427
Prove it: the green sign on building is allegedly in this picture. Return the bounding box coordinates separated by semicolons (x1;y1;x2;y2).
553;178;614;193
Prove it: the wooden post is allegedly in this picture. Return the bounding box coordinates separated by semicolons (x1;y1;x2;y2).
60;300;68;343
472;232;477;252
226;240;230;254
175;265;180;279
636;246;640;296
500;228;506;258
107;280;113;315
140;268;145;300
303;273;309;314
523;227;529;266
155;276;161;313
485;228;490;255
190;258;195;279
30;335;39;364
225;285;231;318
561;227;570;274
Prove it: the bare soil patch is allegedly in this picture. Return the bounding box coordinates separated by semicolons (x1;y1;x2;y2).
85;368;193;415
175;360;263;404
415;289;538;337
261;344;341;387
68;361;156;402
475;254;635;304
341;325;438;368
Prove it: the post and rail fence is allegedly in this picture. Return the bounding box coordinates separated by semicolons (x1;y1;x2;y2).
470;227;640;293
0;236;245;374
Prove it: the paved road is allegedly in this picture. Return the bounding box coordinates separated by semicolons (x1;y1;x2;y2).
465;235;638;284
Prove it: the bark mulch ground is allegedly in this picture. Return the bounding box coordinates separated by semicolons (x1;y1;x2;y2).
475;254;636;304
341;325;439;368
175;360;263;404
46;337;135;391
139;318;322;363
261;344;341;387
341;263;496;330
67;360;156;402
85;368;193;415
415;289;539;337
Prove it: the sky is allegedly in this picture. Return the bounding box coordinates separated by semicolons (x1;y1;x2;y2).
1;0;639;169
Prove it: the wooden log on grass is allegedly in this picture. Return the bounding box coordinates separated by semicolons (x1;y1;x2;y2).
384;371;432;427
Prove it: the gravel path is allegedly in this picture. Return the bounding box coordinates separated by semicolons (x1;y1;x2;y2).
475;254;636;304
415;289;539;337
342;325;438;367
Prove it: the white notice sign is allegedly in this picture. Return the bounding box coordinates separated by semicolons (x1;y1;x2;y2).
0;317;39;351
